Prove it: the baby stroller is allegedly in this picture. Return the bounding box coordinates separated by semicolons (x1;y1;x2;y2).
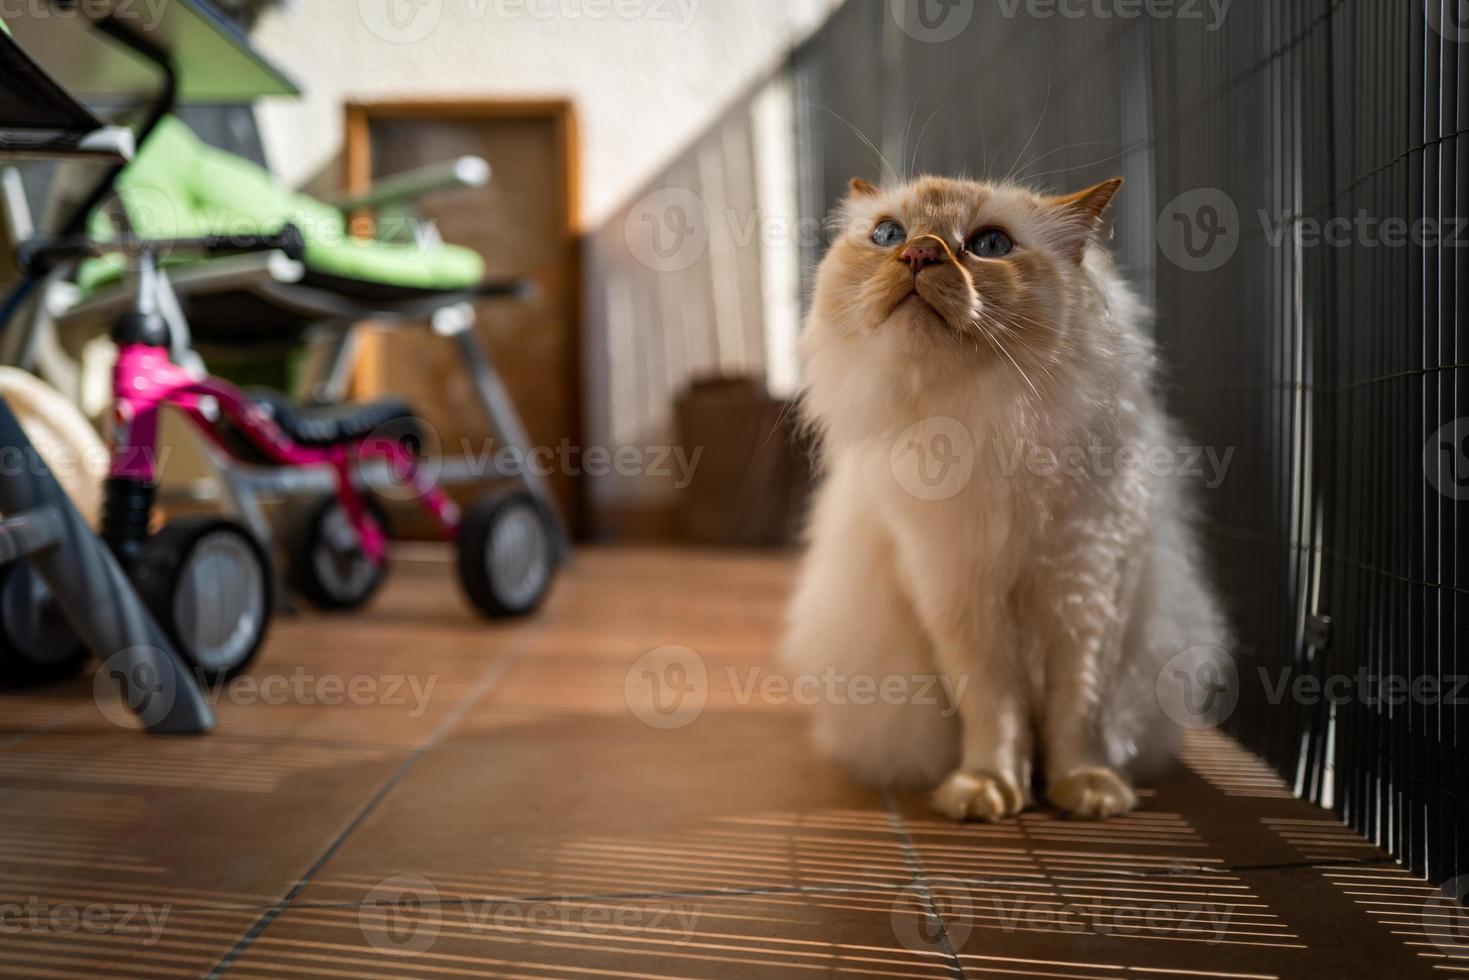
3;2;565;682
0;14;214;730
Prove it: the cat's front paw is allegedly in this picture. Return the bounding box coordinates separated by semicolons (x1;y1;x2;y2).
931;770;1027;822
1047;766;1136;819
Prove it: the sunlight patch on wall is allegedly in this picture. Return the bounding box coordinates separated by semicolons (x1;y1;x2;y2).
751;73;802;399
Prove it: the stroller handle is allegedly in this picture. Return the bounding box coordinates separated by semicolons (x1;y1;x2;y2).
17;223;307;274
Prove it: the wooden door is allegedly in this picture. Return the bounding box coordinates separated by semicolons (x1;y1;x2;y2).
343;100;582;535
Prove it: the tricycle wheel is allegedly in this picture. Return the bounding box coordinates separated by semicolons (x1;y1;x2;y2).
0;561;89;688
132;517;272;683
286;495;390;611
456;490;557;618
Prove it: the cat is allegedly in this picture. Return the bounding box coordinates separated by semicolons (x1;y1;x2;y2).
782;174;1227;821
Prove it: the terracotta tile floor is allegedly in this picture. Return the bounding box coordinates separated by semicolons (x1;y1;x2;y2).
0;547;1458;978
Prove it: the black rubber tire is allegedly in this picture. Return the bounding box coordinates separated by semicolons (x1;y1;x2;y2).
0;561;90;688
132;517;272;683
285;494;390;611
456;490;558;618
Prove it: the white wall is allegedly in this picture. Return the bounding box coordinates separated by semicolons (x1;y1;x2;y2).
251;0;841;227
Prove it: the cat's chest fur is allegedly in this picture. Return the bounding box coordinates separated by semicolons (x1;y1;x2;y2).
850;371;1132;636
857;406;1054;591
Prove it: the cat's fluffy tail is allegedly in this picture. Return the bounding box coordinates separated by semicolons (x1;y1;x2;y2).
1114;466;1233;781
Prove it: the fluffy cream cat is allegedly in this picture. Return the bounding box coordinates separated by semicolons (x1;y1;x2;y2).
783;175;1226;821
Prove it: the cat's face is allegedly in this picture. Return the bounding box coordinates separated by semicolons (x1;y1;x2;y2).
808;175;1121;370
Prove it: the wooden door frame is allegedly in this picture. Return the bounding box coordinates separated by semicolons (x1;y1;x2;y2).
342;98;584;534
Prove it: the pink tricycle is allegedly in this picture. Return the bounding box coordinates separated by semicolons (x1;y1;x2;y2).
20;227;561;680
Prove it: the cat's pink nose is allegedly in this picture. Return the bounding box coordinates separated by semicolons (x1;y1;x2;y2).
901;240;944;273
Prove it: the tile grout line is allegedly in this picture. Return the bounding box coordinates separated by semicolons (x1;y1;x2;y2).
881;789;966;980
203;625;545;979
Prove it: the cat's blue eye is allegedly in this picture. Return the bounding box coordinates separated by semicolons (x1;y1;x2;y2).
871;219;906;247
966;228;1014;258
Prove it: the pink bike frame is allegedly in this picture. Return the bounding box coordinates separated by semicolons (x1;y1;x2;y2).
110;344;461;563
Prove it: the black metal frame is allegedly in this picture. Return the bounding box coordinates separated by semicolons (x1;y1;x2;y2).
793;0;1465;886
55;15;177;236
0;20;215;733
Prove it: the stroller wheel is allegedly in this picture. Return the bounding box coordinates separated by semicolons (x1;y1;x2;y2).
286;495;390;611
0;562;89;688
133;518;272;683
456;490;558;618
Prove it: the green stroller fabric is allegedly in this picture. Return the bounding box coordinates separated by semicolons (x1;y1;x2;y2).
77;116;485;296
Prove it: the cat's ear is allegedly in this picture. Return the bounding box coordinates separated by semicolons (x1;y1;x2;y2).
1049;177;1123;262
849;177;880;198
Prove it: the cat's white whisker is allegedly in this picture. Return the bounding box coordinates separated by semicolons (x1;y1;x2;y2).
909;103;945;177
1006;69;1052;184
1013;139;1123;181
805;102;899;184
1021;135;1152;182
980;313;1045;401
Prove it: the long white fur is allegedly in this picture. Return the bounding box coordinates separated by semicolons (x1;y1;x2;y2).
782;177;1227;818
